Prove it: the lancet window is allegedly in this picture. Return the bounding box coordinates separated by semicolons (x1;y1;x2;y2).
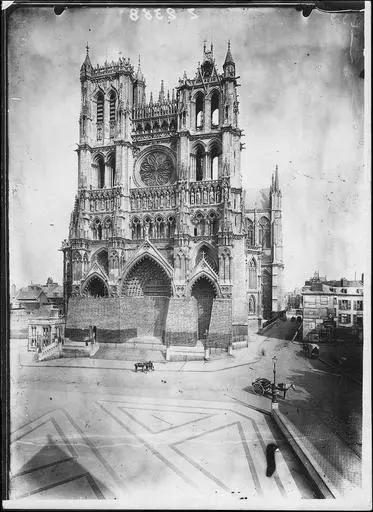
211;90;220;126
258;217;270;248
247;219;254;246
195;92;204;130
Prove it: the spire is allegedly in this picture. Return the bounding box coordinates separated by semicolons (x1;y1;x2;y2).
136;54;144;82
149;92;153;105
275;164;280;191
159;80;165;102
80;42;92;76
224;40;234;66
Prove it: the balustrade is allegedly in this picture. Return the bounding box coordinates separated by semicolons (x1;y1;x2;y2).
80;187;121;213
130;186;177;211
130;180;227;211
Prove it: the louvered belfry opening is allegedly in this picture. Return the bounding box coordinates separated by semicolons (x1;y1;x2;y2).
96;92;104;123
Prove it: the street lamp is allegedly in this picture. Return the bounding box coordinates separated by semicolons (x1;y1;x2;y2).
272;355;278;406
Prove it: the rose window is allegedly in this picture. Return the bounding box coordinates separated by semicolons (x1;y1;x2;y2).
139;151;174;186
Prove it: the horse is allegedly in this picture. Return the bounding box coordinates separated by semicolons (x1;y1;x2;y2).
276;382;296;399
134;361;154;372
134;362;147;372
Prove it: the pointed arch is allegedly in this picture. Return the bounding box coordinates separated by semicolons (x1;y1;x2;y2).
191;141;206;180
211;89;220;126
209;139;222;180
106;151;116;187
131;216;142;240
195;243;219;273
247;218;254;246
91;247;109;275
93;153;105;189
195;91;205;129
189;272;220;298
91;217;102;240
259;216;270;248
95;90;104;121
81;273;109;297
109;90;116;126
121;254;172;297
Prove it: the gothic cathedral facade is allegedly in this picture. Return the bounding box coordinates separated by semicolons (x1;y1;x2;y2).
62;42;284;342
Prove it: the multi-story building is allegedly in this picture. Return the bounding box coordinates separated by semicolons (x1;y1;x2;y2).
301;272;364;341
61;42;285;346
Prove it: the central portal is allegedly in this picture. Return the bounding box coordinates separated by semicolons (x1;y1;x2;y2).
122;256;172;297
122;256;171;339
191;277;217;339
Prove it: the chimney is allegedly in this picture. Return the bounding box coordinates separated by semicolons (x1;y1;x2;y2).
361;273;364;284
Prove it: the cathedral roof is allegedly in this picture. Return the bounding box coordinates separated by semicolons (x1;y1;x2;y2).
244;187;270;210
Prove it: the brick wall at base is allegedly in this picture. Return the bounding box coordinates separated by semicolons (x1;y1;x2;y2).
66;297;169;343
165;298;197;345
207;299;232;348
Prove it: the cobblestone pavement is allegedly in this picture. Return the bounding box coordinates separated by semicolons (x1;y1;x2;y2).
252;327;363;496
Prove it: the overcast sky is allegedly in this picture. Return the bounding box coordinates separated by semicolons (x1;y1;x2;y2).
8;6;367;291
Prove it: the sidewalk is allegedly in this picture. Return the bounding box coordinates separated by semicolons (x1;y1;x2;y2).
18;335;267;373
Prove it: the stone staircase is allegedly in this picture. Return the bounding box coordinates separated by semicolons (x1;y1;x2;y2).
92;336;166;362
61;339;99;359
167;340;205;361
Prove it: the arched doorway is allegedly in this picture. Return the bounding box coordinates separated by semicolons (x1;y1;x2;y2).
191;276;217;339
122;256;171;297
84;275;108;297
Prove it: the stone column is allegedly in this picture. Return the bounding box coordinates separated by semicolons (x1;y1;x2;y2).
204;97;211;132
205;152;211;180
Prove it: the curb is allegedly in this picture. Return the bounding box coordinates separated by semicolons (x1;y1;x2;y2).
19;355;263;373
271;408;340;499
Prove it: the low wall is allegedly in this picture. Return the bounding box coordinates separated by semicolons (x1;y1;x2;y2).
66;296;169;343
206;299;232;348
165;298;198;345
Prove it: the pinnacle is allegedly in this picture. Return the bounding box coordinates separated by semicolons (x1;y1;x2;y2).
224;39;234;66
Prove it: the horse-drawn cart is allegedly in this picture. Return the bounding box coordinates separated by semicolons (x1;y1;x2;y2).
252;377;295;399
252;377;272;396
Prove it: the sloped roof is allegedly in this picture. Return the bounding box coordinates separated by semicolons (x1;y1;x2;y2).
16;286;44;301
45;285;63;299
244;187;270;210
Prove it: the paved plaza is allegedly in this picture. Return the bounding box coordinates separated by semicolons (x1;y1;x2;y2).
7;326;366;507
9;336;320;507
10;392;315;506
